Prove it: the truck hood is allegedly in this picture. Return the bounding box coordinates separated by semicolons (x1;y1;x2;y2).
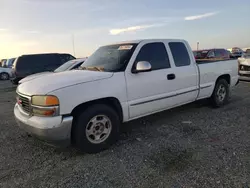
19;72;52;84
17;70;113;96
239;58;250;66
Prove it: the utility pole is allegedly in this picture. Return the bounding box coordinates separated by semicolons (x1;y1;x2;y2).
72;34;76;57
197;42;199;51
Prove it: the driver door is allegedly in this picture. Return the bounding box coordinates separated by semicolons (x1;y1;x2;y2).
125;42;178;119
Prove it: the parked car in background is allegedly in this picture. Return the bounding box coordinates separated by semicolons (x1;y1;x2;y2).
0;59;7;67
229;47;244;59
238;50;250;81
19;58;86;84
14;39;239;153
245;49;250;54
10;53;75;85
0;67;12;80
193;48;230;62
6;58;16;68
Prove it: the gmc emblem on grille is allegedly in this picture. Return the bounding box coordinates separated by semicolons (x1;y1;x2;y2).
17;98;22;105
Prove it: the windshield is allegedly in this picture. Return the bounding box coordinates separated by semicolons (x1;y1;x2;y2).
54;60;82;72
81;43;138;72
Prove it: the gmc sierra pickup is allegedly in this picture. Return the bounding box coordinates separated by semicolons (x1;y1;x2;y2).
14;39;239;153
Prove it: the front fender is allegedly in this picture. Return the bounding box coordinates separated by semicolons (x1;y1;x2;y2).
48;73;128;117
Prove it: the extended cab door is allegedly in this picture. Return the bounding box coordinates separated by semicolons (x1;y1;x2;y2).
125;40;199;119
167;41;199;104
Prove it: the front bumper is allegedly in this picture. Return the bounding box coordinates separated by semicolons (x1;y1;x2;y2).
14;103;73;147
239;71;250;82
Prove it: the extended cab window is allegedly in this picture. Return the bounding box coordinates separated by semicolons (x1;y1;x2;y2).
169;42;190;67
135;42;170;70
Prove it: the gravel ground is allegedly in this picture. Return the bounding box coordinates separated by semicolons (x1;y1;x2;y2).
0;80;250;188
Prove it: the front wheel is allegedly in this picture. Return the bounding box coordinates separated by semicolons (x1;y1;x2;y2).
72;104;120;153
0;72;9;80
210;79;230;107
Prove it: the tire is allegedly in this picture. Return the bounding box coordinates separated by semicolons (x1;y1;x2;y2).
0;72;9;80
210;79;230;107
72;104;120;153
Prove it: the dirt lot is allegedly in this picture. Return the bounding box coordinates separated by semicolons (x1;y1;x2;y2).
0;81;250;188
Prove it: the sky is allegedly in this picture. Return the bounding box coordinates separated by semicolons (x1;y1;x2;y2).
0;0;250;59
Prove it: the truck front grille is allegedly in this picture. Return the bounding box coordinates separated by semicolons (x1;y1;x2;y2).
17;94;30;114
240;65;250;71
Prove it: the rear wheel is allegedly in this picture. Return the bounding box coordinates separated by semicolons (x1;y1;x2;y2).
72;104;120;153
210;79;230;107
0;72;9;80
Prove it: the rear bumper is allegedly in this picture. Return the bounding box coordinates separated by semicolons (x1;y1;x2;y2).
14;103;73;147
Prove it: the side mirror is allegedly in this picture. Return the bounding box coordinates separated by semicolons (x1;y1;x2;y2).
133;61;152;73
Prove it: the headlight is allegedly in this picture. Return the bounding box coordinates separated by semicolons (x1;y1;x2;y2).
31;95;59;116
31;95;59;106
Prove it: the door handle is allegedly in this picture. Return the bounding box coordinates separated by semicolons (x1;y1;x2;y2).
167;73;175;80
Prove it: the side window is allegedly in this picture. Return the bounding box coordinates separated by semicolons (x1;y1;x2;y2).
169;42;191;67
16;56;38;70
221;49;229;58
225;50;230;59
215;49;222;58
59;54;75;64
37;54;58;71
207;50;215;58
135;42;170;70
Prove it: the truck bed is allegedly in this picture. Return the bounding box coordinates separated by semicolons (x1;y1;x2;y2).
196;59;239;100
196;59;233;64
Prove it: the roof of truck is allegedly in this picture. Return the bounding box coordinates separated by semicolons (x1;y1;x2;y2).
107;39;186;46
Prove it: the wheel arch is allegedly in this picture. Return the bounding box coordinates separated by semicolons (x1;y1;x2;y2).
70;97;123;144
0;71;10;75
210;74;231;107
216;74;231;85
71;97;123;122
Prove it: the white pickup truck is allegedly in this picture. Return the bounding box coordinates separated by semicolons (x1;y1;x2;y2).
14;39;239;153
